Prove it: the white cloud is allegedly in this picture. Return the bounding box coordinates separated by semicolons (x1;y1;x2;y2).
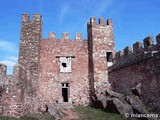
0;40;17;52
59;2;70;23
57;0;113;25
94;0;113;16
6;56;18;62
0;60;16;67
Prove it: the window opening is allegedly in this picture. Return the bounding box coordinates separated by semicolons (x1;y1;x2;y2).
106;52;112;62
62;63;67;67
60;57;72;72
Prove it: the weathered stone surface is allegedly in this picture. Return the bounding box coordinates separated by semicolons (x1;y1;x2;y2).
131;83;142;96
96;88;155;120
0;64;7;76
106;89;123;98
109;42;160;109
106;97;133;116
125;94;148;114
96;92;109;108
48;103;63;120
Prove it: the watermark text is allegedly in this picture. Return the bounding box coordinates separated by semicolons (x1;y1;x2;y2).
125;113;159;118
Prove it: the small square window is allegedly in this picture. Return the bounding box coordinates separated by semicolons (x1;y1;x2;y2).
60;57;72;72
62;63;67;67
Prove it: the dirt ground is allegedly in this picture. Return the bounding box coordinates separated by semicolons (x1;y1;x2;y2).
61;108;79;120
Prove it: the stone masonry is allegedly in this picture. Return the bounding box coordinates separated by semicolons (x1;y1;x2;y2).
109;35;160;109
0;14;115;117
0;13;159;117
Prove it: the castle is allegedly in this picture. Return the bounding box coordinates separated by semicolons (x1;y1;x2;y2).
0;13;159;117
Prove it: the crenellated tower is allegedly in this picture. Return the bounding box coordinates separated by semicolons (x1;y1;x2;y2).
87;17;115;102
18;13;42;112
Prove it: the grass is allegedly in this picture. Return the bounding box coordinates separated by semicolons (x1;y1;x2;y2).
0;113;55;120
0;106;138;120
74;106;127;120
150;109;160;117
145;105;160;116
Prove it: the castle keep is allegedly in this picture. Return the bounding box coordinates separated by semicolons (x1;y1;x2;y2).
0;13;159;117
0;14;115;116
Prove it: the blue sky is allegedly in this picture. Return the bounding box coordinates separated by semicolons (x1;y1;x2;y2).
0;0;160;74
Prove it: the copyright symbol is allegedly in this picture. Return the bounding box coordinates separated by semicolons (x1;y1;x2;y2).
125;113;129;118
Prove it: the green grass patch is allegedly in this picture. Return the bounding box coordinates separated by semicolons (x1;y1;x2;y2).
151;109;160;116
74;106;127;120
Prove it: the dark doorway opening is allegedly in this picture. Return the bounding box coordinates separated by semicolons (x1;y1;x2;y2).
62;88;68;102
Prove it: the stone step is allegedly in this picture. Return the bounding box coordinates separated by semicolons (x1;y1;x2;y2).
58;102;73;109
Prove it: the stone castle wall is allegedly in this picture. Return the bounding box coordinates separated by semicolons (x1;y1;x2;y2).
108;35;160;109
0;14;113;117
0;64;24;117
37;17;115;107
87;17;115;100
0;13;160;118
38;33;90;106
18;13;42;113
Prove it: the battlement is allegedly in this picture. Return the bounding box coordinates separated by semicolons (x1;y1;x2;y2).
0;64;7;75
156;34;160;44
88;17;113;26
143;36;154;50
110;34;160;72
47;32;83;41
22;13;42;22
13;64;22;79
0;63;21;78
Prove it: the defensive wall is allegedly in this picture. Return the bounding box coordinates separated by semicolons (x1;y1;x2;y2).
0;64;24;117
109;35;160;109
